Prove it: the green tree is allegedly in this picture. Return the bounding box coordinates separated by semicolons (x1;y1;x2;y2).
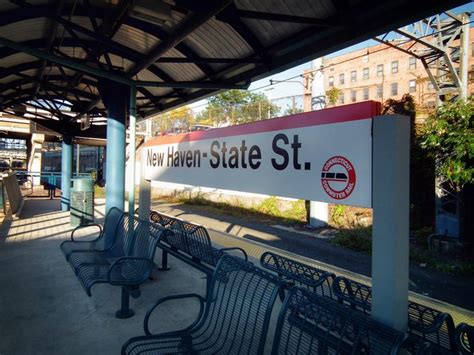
326;87;341;106
196;90;279;126
282;105;304;116
421;98;474;190
151;105;194;134
383;94;435;227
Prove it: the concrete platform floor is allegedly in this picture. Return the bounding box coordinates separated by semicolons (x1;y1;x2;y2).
1;198;473;354
0;200;214;355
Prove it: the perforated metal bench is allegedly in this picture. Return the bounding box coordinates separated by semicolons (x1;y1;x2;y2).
147;210;248;294
122;255;285;355
260;251;335;301
455;322;474;354
64;215;167;318
273;286;407;354
60;207;125;260
332;276;457;354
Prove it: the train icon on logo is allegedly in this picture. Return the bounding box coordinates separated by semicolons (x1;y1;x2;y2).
321;156;356;200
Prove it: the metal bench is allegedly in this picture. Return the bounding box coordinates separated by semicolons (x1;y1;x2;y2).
121;255;285;355
148;210;248;294
60;207;125;260
65;215;167;318
332;276;457;354
455;323;474;354
272;286;407;354
260;251;335;301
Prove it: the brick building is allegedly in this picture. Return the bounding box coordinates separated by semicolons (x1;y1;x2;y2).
319;27;474;112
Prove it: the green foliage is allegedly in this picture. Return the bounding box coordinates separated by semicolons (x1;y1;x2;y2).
151;106;194;134
257;196;281;216
282;105;304;116
330;205;346;227
196;90;279;125
331;227;372;252
94;185;105;198
326;87;341;106
383;94;435;228
421;98;474;190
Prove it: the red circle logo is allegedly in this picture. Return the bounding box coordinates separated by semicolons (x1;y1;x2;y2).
321;156;356;200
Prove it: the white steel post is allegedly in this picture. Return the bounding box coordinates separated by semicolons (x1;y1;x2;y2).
138;139;151;220
308;57;329;228
371;114;410;331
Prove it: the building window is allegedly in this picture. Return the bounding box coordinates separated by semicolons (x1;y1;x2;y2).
351;90;357;102
376;84;383;98
339;73;345;85
391;82;398;96
328;76;334;87
338;92;344;104
391;60;398;74
409;79;416;93
362;54;369;63
362;67;369;80
377;64;383;77
363;87;369;100
427;82;435;90
351;71;357;83
409;57;417;70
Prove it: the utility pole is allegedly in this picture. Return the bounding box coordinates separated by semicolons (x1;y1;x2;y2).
460;12;469;100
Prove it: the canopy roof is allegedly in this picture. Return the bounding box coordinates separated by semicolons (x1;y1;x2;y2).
0;0;467;138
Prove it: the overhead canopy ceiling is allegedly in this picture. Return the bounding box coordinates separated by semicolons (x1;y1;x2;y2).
0;0;468;138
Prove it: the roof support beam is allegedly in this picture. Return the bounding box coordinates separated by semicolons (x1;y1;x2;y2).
234;10;342;27
137;80;250;90
0;36;132;85
33;0;64;95
128;0;233;77
156;57;262;64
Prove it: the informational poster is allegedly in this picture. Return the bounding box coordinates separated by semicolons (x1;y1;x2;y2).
144;101;381;208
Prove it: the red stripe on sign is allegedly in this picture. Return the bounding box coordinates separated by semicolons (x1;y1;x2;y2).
145;101;381;147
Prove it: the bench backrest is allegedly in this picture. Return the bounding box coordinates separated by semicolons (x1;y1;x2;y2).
272;287;406;355
149;210;176;227
195;255;283;354
260;251;335;299
455;323;474;355
128;219;165;259
333;276;456;351
107;214;140;257
152;211;216;264
102;207;125;250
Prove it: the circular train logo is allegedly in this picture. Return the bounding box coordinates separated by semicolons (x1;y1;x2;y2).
321;156;356;200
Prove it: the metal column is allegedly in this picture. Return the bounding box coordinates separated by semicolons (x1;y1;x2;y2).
100;81;128;213
128;85;137;220
61;135;73;211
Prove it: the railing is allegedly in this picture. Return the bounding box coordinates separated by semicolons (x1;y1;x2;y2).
16;171;91;188
15;171;92;199
0;176;5;214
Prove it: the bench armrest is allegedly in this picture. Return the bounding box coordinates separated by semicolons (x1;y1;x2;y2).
107;257;155;285
219;247;248;261
144;293;205;336
70;223;103;242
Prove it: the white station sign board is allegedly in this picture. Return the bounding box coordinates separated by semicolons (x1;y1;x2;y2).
144;101;381;208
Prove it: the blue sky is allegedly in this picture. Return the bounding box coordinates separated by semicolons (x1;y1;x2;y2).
190;2;474;112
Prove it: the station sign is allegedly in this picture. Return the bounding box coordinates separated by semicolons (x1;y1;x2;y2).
143;101;381;208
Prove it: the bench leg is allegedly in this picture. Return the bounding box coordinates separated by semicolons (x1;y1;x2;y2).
158;250;170;271
116;287;135;319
